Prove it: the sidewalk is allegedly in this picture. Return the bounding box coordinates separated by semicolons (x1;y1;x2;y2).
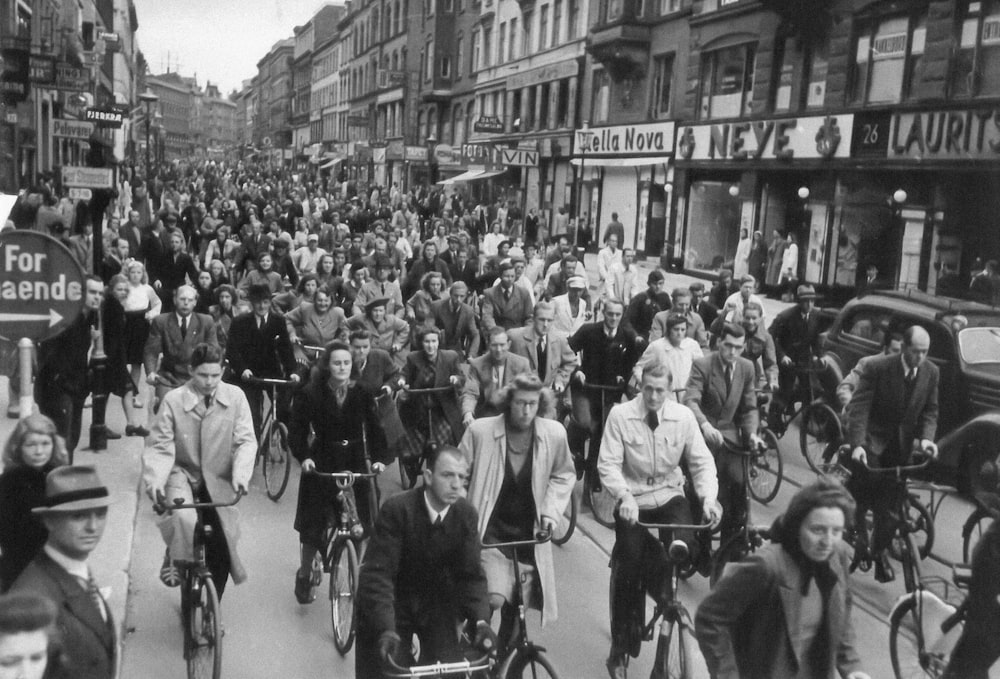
0;379;143;660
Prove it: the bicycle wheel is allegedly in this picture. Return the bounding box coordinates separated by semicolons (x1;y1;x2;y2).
799;402;843;474
262;422;291;501
551;490;578;546
710;534;748;587
647;619;690;679
186;574;222;679
889;497;935;562
329;540;359;655
749;428;783;505
498;646;561;679
889;593;950;679
962;507;993;563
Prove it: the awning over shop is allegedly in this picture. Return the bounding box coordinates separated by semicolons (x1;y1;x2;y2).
320;158;343;170
437;168;508;185
570;156;672;167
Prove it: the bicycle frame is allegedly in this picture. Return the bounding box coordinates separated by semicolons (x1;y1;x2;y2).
308;468;380;561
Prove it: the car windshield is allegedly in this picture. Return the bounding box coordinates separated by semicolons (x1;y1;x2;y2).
958;328;1000;365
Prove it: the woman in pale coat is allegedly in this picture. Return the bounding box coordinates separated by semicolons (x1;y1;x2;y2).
458;374;575;646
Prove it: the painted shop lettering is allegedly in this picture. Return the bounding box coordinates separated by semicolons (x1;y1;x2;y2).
703;119;796;159
590;127;667;153
892;110;1000;157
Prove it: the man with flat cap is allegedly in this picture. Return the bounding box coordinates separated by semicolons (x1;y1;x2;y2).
11;466;116;679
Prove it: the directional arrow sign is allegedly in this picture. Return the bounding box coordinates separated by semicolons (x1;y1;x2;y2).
501;149;539;167
0;231;86;342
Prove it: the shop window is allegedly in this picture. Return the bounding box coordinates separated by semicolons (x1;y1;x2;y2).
592;69;611;123
685;180;742;271
698;43;757;119
850;11;928;104
952;0;1000;98
649;53;675;119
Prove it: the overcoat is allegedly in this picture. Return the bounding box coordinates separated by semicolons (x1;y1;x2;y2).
458;415;575;625
142;381;256;583
399;349;466;441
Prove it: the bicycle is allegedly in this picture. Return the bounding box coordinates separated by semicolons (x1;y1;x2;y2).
306;467;381;655
611;520;713;679
769;360;844;474
245;376;297;501
844;452;935;579
748;389;783;505
709;438;773;585
570;376;625;529
960;491;999;563
155;490;245;679
396;383;456;489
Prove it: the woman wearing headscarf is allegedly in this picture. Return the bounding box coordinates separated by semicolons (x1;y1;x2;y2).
696;478;870;679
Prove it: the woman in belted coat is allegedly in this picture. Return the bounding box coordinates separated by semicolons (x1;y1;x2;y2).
696;478;869;679
288;340;389;604
398;327;465;459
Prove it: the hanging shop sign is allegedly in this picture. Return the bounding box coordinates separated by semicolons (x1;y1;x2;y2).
52;63;91;92
577;121;675;157
501;148;539;167
888;108;1000;160
461;143;500;168
85;107;125;128
474;116;505;133
28;56;56;85
404;145;427;161
675;114;853;161
52;118;95;140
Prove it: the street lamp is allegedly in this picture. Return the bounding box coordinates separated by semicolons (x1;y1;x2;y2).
138;87;159;181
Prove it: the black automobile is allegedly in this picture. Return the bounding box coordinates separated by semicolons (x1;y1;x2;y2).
820;289;1000;494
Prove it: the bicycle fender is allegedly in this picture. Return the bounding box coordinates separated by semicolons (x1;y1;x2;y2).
892;591;964;659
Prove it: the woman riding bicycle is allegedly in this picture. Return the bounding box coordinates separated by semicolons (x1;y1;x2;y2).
398;327;466;460
696;478;871;679
288;340;390;605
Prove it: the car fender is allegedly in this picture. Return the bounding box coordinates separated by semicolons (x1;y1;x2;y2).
937;411;1000;469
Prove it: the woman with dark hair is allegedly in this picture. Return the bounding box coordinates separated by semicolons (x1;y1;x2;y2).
315;253;338;290
237;251;283;296
193;270;215;315
285;287;349;369
209;284;238;354
696;478;869;679
397;327;465;460
104;274;145;436
274;273;319;314
0;414;69;591
287;341;389;605
405;271;445;341
0;591;62;678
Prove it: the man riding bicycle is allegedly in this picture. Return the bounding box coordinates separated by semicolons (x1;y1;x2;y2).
143;343;256;596
845;325;939;583
599;361;721;679
767;284;823;431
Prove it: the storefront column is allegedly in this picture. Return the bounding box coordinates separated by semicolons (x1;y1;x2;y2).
547;82;559;130
567;76;578;127
520;88;531;131
505;91;516;134
533;84;544;133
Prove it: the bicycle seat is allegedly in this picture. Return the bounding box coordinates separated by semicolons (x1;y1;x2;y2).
953;563;973;588
667;539;689;563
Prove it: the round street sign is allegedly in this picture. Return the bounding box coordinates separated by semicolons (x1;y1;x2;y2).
0;230;86;342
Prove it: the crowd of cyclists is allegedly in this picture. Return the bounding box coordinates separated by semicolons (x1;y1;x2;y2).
2;157;1000;679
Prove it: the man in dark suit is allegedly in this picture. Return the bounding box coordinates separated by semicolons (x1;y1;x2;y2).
684;322;762;545
99;237;129;285
768;284;824;420
432;282;480;358
155;229;200;312
846;325;939;582
624;270;671;339
143;285;220;423
36;276;104;460
650;287;709;349
122;209;144;262
568;299;643;487
481;261;533;331
689;282;718;337
68;222;95;275
355;446;494;677
10;466;116;679
448;248;478;290
232;219;272;278
508;301;578;392
461;328;532;423
225;283;300;435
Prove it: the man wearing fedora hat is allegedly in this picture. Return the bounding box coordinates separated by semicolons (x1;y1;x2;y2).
353;254;403;317
10;466;116;679
768;283;824;429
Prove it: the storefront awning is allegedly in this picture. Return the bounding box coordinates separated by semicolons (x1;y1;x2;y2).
438;168;508;185
570;156;672;167
320;158;343;170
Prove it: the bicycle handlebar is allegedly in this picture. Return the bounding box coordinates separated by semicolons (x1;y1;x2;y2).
381;652;492;678
244;376;298;387
580;382;626;391
400;385;455;394
719;437;767;457
155;489;245;514
305;469;381;487
636;520;714;531
481;530;552;550
299;344;325;355
859;454;932;475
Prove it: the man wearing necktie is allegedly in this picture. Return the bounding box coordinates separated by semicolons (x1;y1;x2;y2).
431;282;481;358
846;326;939;582
11;466;117;679
598;362;721;679
462;328;531;424
508;301;578;396
684;322;762;548
482;261;533;331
